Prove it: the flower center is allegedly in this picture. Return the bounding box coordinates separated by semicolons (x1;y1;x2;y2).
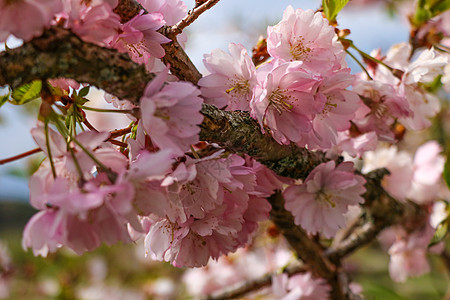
226;78;250;98
316;189;336;207
268;88;293;114
324;95;338;113
290;37;311;61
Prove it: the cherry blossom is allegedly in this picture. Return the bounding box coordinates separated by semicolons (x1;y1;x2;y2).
250;61;318;144
110;11;170;69
267;6;345;73
0;0;63;42
61;0;121;46
140;70;204;156
352;79;412;142
199;43;257;110
284;161;366;238
298;68;360;149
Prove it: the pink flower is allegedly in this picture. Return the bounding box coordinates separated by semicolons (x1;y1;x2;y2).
60;0;120;46
138;0;187;26
144;154;270;267
284;161;366;238
0;0;63;42
140;70;204;156
408;141;445;204
250;61;318;144
199;43;257;111
370;43;447;131
298;68;360;149
110;11;170;69
352;79;412;142
272;272;331;300
388;225;435;282
267;6;345;73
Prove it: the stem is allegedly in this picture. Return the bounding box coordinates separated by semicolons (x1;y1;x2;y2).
110;126;133;138
345;49;373;80
83;118;99;132
0;148;42;165
108;139;128;148
71;138;117;183
80;105;134;114
44;121;57;179
350;43;394;71
433;44;450;54
68;146;85;186
190;145;201;159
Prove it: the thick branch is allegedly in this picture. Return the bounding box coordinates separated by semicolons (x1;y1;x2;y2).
199;105;329;178
0;27;153;104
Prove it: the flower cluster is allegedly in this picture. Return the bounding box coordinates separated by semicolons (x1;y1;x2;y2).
3;1;450;297
200;6;359;150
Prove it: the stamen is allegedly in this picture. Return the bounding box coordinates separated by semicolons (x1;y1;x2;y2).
269;89;293;114
290;36;311;61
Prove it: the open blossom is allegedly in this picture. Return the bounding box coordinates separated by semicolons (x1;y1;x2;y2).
140;70;204;156
352;79;412;142
143;154;270;267
298;68;360;149
138;0;187;26
23;125;135;256
267;6;345;73
110;11;170;69
371;43;447;130
61;0;120;46
199;43;257;111
250;61;319;145
284;161;366;238
408;141;445;204
387;225;436;282
0;0;63;42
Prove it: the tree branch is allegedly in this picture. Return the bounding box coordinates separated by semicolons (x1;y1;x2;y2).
268;191;346;300
169;0;222;36
0;27;153;104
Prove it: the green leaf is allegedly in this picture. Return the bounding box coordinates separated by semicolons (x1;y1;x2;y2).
323;0;349;22
0;88;11;108
429;217;449;247
78;86;90;98
10;80;42;105
444;157;450;189
413;0;450;26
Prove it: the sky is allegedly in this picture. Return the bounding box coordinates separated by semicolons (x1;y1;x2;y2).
0;0;410;201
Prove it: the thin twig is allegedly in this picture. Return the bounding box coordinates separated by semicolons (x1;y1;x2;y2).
169;0;222;36
0;148;42;165
109;126;133;138
108;139;128;148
